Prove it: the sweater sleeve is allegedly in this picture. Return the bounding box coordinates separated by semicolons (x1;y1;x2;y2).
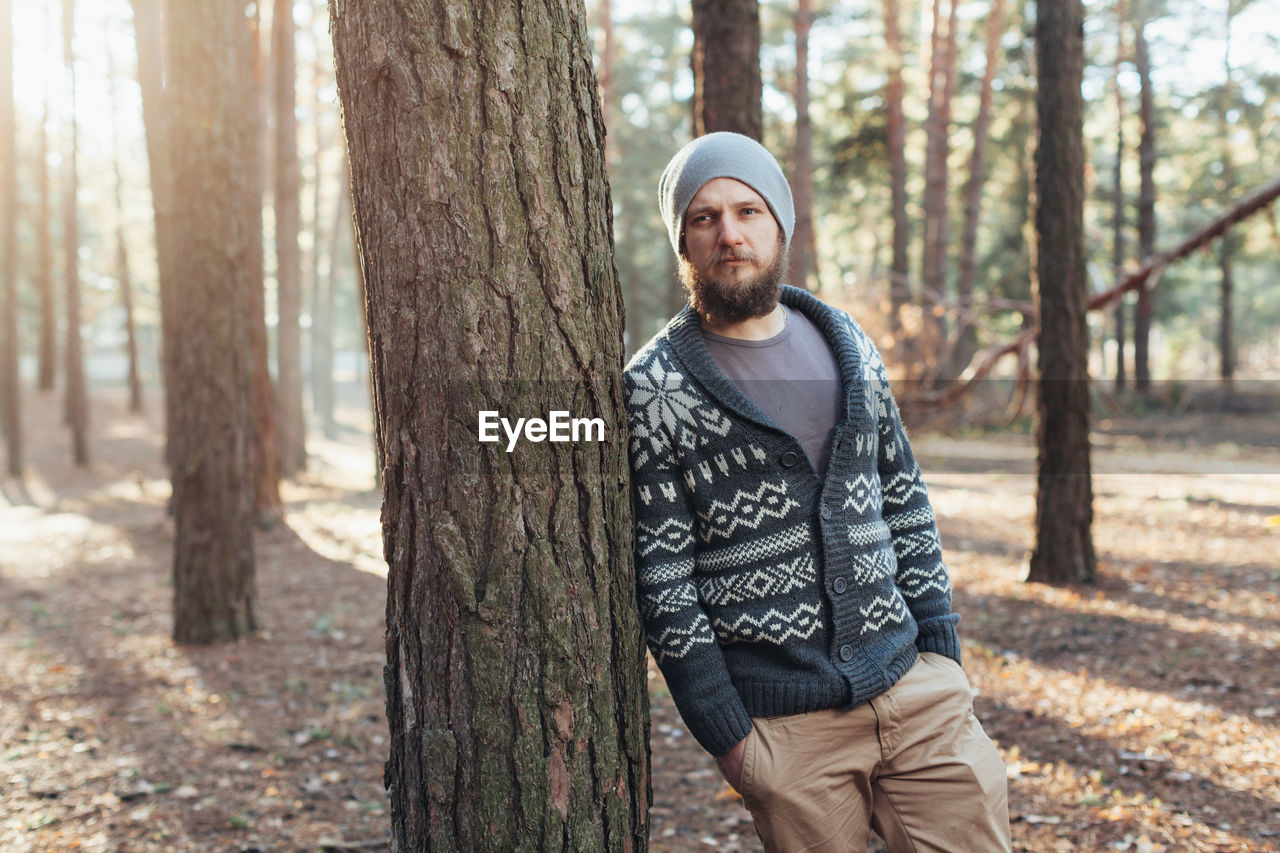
869;349;962;664
624;366;754;757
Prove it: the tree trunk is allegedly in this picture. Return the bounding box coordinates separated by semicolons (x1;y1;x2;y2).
1;0;20;476
166;0;257;644
317;150;347;441
789;0;817;292
131;0;178;462
309;64;329;429
952;0;1006;378
1112;12;1127;390
331;0;650;848
245;0;283;524
882;0;910;336
920;0;960;363
37;2;55;393
1133;16;1155;392
106;9;143;414
691;0;762;139
1218;4;1235;387
273;0;305;476
62;0;89;467
1027;0;1096;585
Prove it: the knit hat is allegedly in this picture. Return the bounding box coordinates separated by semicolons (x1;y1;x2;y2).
658;132;795;258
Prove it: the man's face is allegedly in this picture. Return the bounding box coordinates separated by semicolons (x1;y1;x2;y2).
679;178;787;325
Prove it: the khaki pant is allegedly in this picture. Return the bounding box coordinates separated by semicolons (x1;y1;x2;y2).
737;652;1011;853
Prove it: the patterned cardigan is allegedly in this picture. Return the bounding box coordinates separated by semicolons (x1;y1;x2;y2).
623;286;960;757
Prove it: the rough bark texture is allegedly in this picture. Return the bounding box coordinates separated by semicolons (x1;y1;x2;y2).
274;0;305;476
246;1;283;523
131;0;178;461
1;0;19;475
882;0;910;334
1028;0;1096;585
330;0;650;848
1133;17;1155;392
166;0;257;644
691;0;762;139
789;0;817;293
952;0;1006;378
62;0;89;467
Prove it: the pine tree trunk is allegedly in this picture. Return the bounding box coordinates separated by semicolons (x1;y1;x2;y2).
691;0;762;139
317;152;346;440
790;0;817;292
62;0;89;467
1133;16;1155;392
37;2;55;393
882;0;910;336
1112;1;1127;390
920;0;959;363
166;0;257;644
1218;7;1235;387
331;0;650;848
1028;0;1096;585
106;15;143;414
1;0;20;476
274;0;305;476
952;0;1006;378
131;0;178;461
245;1;283;524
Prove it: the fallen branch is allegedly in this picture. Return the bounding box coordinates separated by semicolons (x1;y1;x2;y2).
1088;173;1280;313
901;173;1280;408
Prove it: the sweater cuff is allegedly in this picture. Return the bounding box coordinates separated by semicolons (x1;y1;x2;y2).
915;615;962;665
687;699;754;757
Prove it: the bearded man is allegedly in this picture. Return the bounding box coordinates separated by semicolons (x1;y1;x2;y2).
623;132;1011;852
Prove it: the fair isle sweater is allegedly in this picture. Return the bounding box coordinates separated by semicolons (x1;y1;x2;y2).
623;286;960;757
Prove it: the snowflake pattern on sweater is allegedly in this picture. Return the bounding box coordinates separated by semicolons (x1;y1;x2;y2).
623;286;960;757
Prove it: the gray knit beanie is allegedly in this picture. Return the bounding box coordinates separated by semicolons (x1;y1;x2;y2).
658;132;795;258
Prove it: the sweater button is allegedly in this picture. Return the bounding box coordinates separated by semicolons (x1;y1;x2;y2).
820;503;832;520
839;644;854;662
832;577;847;595
780;450;799;467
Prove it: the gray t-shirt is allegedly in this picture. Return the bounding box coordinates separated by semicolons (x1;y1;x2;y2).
701;305;843;480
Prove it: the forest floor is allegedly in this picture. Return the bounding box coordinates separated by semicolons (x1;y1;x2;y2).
1;386;1277;852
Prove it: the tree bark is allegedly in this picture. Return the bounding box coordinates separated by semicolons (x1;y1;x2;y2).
166;0;257;644
1218;3;1235;386
274;0;305;476
62;0;89;467
1112;81;1127;389
131;0;178;462
331;0;650;848
106;8;143;414
245;0;283;524
691;0;762;139
1133;15;1155;392
789;0;817;292
920;0;960;362
1027;0;1096;585
952;0;1006;378
1;0;20;476
882;0;910;335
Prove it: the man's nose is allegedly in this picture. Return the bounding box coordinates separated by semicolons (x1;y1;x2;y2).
717;217;744;246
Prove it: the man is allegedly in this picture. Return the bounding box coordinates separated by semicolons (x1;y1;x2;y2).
623;132;1010;852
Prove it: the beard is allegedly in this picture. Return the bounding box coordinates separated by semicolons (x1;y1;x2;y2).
679;237;789;327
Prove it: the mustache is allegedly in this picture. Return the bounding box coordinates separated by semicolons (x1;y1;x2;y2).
711;249;758;264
